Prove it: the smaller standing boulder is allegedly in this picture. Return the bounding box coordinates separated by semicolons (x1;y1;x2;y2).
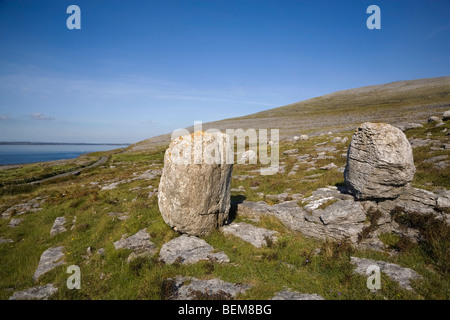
344;122;415;200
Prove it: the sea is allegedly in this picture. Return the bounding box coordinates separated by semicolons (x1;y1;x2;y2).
0;144;129;165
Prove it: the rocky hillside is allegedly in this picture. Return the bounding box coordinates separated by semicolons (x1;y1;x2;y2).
130;76;450;152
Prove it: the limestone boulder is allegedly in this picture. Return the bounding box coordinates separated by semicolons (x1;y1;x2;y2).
158;131;233;236
344;122;415;200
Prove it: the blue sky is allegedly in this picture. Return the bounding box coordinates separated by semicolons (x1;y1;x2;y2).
0;0;449;143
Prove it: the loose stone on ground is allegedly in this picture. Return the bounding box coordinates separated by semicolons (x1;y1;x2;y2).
221;222;278;248
32;246;65;281
159;234;229;264
163;276;250;300
350;256;422;291
9;284;58;300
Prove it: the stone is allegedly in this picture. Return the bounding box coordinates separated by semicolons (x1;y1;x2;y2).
397;123;423;131
344;122;416;200
158;131;233;236
221;222;278;248
436;190;450;210
240;150;257;164
163;276;250;300
9;218;22;227
108;212;129;221
428;115;441;123
350;256;422;291
1;197;45;219
433;161;448;170
408;138;432;148
0;238;14;244
319;162;337;170
159;234;229;264
299;134;308;141
443;110;450;121
50;217;67;237
33;246;65;281
319;200;366;225
423;155;448;164
282;148;298;155
9;284;58;300
331;137;342;143
271;289;324;300
293;136;300;141
113;229;157;260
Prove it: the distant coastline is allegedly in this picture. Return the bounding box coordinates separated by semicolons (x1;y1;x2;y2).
0;142;130;146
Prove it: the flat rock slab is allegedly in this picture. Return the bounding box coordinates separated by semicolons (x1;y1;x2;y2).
271;289;324;300
320;200;366;225
9;218;22;227
50;217;67;237
0;238;14;244
9;284;58;300
33;246;65;281
113;229;156;256
350;257;422;291
221;222;278;248
108;212;129;221
2;197;46;219
159;234;229;264
164;276;250;300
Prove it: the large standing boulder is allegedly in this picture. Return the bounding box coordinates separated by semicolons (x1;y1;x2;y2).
344;122;415;200
158;131;233;236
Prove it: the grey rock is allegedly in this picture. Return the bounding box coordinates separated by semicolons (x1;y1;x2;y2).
240;150;257;164
331;137;342;143
9;284;58;300
296;154;310;162
9;218;22;227
316;146;337;153
397;123;423;131
33;246;65;281
283;148;298;155
1;197;46;219
159;234;229;264
443;110;450;121
408;138;432;148
350;256;422;291
264;193;291;202
108;212;129;221
435;121;445;127
428;115;441;122
271;289;324;300
344;122;415;200
158;131;233;236
320;200;366;225
164;276;250;300
299;134;309;141
50;217;67;237
221;222;278;248
433;161;449;170
233;174;255;180
319;162;337;170
113;229;157;259
423;155;448;164
0;238;14;244
436;190;450;209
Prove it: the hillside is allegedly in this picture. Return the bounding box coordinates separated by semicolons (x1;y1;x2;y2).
130;76;450;152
